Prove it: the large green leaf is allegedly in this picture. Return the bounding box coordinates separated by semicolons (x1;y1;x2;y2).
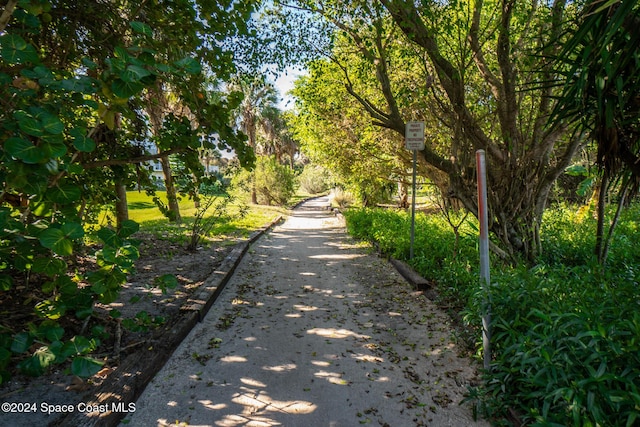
50;340;75;360
17;115;43;137
47;184;81;203
32;257;67;275
70;128;96;152
71;356;103;378
36;223;83;258
4;137;45;164
111;78;144;98
114;252;135;270
97;227;122;247
41;139;67;158
61;222;84;239
18;347;56;376
100;246;118;264
10;332;33;353
118;220;140;238
0;34;39;64
122;65;151;82
86;270;107;290
174;57;202;74
99;288;120;304
90;280;107;295
119;244;140;261
0;34;27;51
40;113;64;135
39;228;73;256
34;299;66;320
67;336;95;355
41;324;64;342
56;276;78;296
130;21;153;37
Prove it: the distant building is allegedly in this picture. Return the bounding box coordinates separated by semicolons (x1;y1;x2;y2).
138;140;226;187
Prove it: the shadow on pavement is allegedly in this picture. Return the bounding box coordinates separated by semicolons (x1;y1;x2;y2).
123;196;486;427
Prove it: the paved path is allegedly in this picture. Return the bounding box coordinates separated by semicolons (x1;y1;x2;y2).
122;197;487;426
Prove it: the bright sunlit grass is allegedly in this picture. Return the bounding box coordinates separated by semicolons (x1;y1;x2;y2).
126;190;199;222
128;191;285;240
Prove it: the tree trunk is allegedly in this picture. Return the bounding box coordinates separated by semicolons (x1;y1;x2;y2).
160;155;182;222
303;0;578;261
144;82;181;222
397;181;409;208
601;175;630;265
0;0;17;33
115;179;129;230
374;0;577;261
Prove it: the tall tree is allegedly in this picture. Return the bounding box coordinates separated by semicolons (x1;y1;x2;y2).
290;60;418;206
259;106;299;168
274;0;581;260
229;74;279;203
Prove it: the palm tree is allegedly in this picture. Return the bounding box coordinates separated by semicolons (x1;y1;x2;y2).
145;81;183;222
229;74;279;203
259;106;299;168
552;0;640;263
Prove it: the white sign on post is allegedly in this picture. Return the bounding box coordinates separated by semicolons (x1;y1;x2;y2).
405;121;425;151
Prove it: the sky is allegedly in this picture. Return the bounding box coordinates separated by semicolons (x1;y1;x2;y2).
272;66;304;110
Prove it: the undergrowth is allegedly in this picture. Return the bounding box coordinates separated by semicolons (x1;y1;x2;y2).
343;204;640;426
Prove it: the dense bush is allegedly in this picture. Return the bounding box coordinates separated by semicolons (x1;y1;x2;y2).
298;165;332;194
344;207;478;306
0;2;252;382
0;18;194;382
486;266;640;426
233;156;297;206
343;205;640;426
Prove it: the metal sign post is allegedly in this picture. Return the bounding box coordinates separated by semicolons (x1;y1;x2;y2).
405;122;424;260
476;149;491;371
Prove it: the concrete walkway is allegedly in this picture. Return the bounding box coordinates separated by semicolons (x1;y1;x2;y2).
122;196;487;426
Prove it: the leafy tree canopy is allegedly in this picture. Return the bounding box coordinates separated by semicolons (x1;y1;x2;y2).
268;0;583;260
0;0;260;381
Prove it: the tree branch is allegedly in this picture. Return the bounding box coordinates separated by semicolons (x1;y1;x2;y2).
468;0;501;99
496;0;519;159
0;0;17;33
381;0;505;163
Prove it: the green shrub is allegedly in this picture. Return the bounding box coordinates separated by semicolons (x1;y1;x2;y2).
298;165;331;194
484;266;640;426
332;188;355;209
343;205;640;426
230;156;297;206
255;156;297;205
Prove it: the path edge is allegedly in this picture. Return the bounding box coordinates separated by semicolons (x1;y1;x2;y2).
55;214;284;427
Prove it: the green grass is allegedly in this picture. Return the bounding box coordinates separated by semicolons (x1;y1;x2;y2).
96;191;287;245
127;191;202;222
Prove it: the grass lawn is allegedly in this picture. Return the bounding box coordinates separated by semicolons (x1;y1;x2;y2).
96;191;291;246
